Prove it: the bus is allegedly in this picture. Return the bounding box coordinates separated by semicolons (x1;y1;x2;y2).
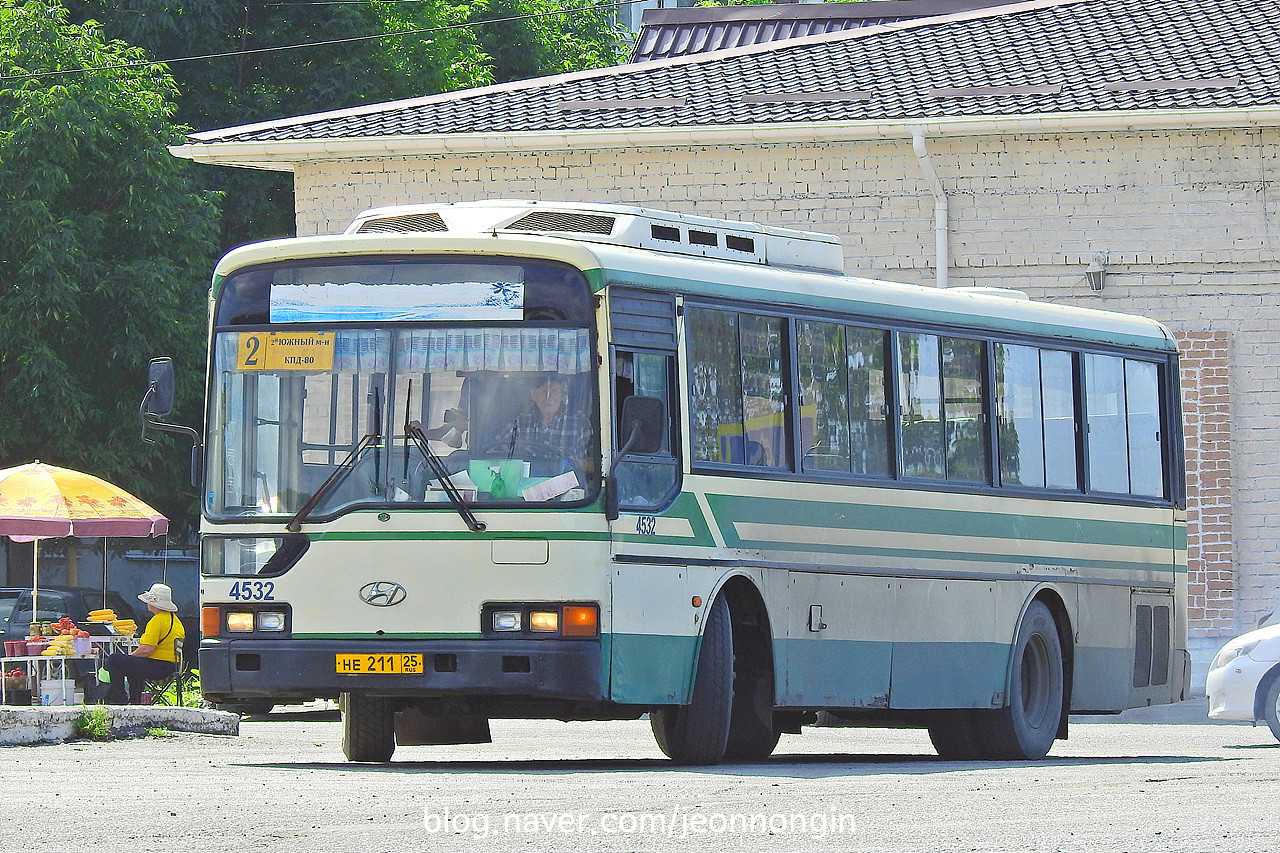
146;200;1188;764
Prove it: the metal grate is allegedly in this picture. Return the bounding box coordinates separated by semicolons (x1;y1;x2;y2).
611;287;677;350
506;211;616;235
356;212;447;233
1151;606;1170;686
1133;605;1153;688
1132;603;1175;689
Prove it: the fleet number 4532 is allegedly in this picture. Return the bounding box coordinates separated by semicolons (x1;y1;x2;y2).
228;581;275;601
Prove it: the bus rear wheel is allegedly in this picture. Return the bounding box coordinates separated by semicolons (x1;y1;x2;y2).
651;595;733;765
341;692;396;762
975;601;1064;760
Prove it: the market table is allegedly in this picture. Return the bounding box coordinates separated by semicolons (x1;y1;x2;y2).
2;637;139;705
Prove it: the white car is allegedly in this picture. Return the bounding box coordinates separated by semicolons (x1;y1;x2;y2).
1206;615;1280;742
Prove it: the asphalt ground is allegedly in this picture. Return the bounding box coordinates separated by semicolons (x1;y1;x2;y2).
4;699;1277;853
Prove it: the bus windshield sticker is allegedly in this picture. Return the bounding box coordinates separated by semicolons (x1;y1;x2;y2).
520;471;580;502
237;332;335;371
269;278;525;323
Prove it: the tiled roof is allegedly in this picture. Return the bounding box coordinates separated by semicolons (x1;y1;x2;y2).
187;0;1280;146
630;0;1016;62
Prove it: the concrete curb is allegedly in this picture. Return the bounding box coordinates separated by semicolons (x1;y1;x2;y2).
0;706;240;745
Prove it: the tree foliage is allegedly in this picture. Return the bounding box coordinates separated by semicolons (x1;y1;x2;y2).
64;0;629;248
0;1;218;529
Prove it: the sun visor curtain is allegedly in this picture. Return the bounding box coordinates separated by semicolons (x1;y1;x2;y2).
214;328;593;374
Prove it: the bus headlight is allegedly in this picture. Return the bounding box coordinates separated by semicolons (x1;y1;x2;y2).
529;611;559;633
492;611;522;632
226;612;255;633
257;612;287;632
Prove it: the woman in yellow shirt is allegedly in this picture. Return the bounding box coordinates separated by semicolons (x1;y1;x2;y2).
103;583;185;705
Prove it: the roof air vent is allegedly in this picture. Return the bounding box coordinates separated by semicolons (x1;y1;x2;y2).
506;211;616;235
356;212;447;233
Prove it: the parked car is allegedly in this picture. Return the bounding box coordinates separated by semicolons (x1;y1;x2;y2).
1206;612;1280;742
0;588;23;624
1;586;138;641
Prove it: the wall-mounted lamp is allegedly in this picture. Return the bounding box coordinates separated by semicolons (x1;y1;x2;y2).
1085;253;1106;291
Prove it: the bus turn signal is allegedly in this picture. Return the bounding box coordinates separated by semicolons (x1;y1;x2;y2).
562;605;598;637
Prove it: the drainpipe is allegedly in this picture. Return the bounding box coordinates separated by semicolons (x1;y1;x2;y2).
911;128;949;288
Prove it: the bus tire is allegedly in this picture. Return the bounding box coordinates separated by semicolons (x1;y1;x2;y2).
724;625;779;761
341;692;396;762
650;595;733;765
927;710;984;760
975;601;1064;760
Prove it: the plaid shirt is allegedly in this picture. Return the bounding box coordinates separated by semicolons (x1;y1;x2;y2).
512;405;590;459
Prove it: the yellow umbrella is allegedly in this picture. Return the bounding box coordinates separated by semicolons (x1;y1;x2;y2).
0;461;168;627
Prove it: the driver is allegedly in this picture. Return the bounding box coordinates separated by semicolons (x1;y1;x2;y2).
511;373;589;466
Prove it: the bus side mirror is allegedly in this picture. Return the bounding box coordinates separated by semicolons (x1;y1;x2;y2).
144;358;176;417
140;356;201;452
618;395;665;456
605;396;666;522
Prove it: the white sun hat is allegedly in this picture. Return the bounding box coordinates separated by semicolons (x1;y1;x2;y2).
138;582;178;612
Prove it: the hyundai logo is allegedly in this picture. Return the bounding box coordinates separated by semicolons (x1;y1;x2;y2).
358;581;407;607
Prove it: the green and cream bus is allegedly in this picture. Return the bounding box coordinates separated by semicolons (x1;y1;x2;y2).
158;200;1187;764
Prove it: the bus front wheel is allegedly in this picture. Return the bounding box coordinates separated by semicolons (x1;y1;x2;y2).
341;692;396;762
724;620;779;761
927;710;984;760
651;595;733;765
975;601;1064;760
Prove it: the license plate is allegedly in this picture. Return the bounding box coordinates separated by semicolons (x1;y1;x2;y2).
335;653;424;675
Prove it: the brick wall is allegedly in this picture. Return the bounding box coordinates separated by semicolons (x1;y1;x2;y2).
1175;331;1236;637
292;125;1280;648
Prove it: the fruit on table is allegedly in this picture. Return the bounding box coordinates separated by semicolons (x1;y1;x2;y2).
43;635;77;655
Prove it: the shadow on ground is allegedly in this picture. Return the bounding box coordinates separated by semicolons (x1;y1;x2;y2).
238;751;1233;779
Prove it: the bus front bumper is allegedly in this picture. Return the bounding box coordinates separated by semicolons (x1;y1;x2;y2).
198;638;604;703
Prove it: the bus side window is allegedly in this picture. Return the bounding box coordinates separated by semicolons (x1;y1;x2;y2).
614;351;680;512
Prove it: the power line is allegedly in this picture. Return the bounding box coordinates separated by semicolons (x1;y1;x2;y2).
0;0;646;84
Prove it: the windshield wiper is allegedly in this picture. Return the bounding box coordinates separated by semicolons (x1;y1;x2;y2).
286;433;379;533
405;419;486;533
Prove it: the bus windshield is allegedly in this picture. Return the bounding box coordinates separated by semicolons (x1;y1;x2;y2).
205;258;598;521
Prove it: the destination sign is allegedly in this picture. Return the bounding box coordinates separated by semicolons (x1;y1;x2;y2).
237;332;336;371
